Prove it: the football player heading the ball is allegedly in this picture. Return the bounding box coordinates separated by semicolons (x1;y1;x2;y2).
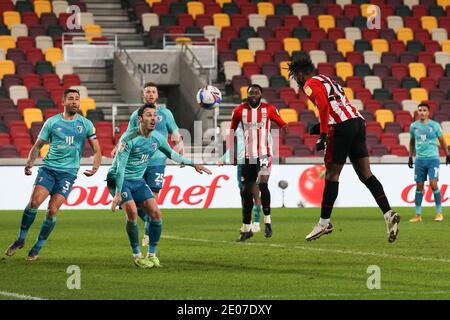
288;57;400;243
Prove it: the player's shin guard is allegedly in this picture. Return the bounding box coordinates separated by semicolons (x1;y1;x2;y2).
321;180;339;219
126;220;140;255
363;175;391;214
434;189;442;213
415;190;423;214
18;207;38;242
242;188;253;224
32;215;56;252
259;183;271;216
148;220;162;255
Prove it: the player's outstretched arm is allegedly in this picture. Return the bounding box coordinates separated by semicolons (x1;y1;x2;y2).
84;138;102;176
25;139;46;175
193;164;212;175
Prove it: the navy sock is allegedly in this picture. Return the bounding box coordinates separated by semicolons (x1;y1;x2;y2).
32;216;56;252
126;220;140;255
148;220;162;255
18;207;38;242
415;190;423;215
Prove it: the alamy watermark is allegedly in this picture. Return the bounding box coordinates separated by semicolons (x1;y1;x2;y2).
366;265;381;290
66;265;81;290
366;5;381;30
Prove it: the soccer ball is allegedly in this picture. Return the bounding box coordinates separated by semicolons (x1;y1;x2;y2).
196;85;222;109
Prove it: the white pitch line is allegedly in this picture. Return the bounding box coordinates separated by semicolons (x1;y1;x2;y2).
162;235;450;264
257;290;450;299
0;290;45;300
183;290;450;299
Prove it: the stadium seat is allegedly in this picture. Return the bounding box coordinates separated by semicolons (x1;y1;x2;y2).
343;87;354;100
10;24;28;41
408;62;426;82
187;2;204;19
52;1;68;17
3;11;21;29
363;51;381;68
0;35;16;53
70;85;88;98
250;74;269;88
336;62;353;81
23;108;43;129
431;28;447;44
397;27;414;45
283;38;300;56
213;13;230;31
35;35;53;53
34;0;52;18
371;39;389;55
410;88;428;102
80;98;96;116
84;24;102;41
44;47;62;66
336;39;353;56
279;109;298;124
375;109;394;129
435;51;450;69
223;61;241;82
421;16;438;33
387;16;404;32
257;2;274;17
364;76;382;94
236;49;254;68
0;59;15;80
318;15;335;32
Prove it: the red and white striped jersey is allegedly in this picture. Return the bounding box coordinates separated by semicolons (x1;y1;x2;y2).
303;74;363;134
230;102;287;159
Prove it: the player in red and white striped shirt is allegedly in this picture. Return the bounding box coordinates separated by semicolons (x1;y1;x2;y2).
288;58;400;243
229;84;287;241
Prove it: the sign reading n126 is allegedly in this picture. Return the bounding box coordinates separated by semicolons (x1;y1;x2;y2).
138;63;168;74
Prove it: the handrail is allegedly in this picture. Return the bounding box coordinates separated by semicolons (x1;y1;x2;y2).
116;47;145;87
61;32;118;48
180;42;211;85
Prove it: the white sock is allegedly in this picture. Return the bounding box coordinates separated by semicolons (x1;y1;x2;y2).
133;253;143;259
319;218;330;227
384;210;393;220
254;222;260;226
264;215;271;224
244;224;252;232
146;253;155;258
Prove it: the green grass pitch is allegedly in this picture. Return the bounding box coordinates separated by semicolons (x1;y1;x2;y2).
1;208;450;300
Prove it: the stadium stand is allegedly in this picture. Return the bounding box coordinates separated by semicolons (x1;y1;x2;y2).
2;0;450;160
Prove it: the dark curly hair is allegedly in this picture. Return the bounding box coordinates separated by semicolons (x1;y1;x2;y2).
287;57;316;79
138;103;156;117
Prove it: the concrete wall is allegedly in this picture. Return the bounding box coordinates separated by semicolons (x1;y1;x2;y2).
113;53;142;103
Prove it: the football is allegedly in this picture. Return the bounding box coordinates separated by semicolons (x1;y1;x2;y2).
196;85;222;109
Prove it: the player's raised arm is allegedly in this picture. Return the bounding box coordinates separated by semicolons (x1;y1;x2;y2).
25;138;46;175
305;80;331;151
156;133;211;175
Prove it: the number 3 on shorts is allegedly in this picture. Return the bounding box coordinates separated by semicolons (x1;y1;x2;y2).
434;167;440;179
62;180;71;194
